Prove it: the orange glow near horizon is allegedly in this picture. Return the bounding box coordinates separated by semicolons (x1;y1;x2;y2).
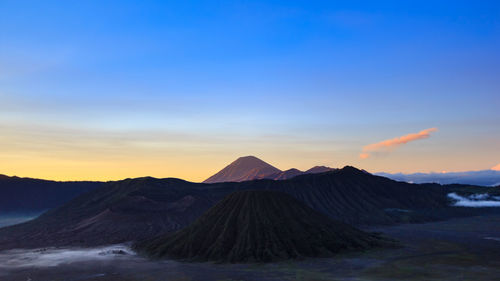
1;156;214;182
1;1;499;183
492;163;500;171
2;152;499;182
0;123;497;182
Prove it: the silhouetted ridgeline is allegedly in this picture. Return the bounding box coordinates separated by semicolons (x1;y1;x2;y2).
261;166;336;181
0;175;102;212
0;167;494;250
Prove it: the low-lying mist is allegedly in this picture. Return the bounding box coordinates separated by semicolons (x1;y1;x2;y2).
0;212;45;228
0;245;136;270
448;193;500;207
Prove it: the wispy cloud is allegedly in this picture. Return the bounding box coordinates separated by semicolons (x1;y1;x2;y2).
493;163;500;171
360;128;438;159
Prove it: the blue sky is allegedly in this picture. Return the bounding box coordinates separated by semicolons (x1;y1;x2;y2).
0;0;499;181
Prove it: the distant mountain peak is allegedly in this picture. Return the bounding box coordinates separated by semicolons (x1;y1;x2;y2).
203;156;338;183
262;168;304;181
203;156;281;183
339;166;368;174
305;166;336;174
236;155;261;161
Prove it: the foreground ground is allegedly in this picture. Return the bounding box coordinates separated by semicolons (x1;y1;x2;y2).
1;214;500;281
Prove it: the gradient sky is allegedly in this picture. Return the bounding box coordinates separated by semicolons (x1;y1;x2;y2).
1;0;499;181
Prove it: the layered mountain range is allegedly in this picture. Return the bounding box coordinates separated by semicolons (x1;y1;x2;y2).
203;156;335;183
0;159;491;251
0;156;332;214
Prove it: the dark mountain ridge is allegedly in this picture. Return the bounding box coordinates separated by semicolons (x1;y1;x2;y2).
134;190;393;263
0;156;334;214
261;168;304;180
0;175;103;213
0;166;491;250
305;166;336;173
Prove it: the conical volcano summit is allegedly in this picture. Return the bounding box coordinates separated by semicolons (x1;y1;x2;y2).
134;190;393;263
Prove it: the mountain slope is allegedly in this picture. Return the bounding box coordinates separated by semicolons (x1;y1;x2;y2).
261;168;304;180
306;166;336;174
261;166;337;180
0;177;213;249
134;190;392;262
203;156;336;183
203;156;280;183
0;167;486;250
0;175;102;213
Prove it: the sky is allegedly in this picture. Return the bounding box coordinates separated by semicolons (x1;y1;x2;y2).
1;0;499;182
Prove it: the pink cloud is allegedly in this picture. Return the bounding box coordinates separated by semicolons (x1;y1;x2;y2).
360;128;438;159
492;163;500;171
359;152;370;159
